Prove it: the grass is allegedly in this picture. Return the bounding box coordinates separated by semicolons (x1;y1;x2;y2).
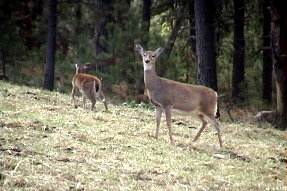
0;80;286;191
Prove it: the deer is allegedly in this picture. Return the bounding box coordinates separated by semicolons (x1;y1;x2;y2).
135;44;222;147
71;64;108;111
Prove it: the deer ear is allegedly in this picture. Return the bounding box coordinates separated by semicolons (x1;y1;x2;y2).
135;44;144;55
154;48;164;58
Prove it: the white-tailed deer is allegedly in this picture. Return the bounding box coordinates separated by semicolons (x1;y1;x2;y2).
71;64;108;111
135;44;222;147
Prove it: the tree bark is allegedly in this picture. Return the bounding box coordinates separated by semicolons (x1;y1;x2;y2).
262;0;272;104
136;0;152;95
188;0;196;59
93;0;113;55
187;0;196;83
32;0;43;19
0;49;6;80
75;2;82;35
141;0;151;49
232;0;245;99
44;0;57;91
271;0;287;130
194;0;218;91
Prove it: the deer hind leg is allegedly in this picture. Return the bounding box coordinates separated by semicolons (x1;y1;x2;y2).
88;92;96;111
84;89;96;111
98;92;108;111
192;114;208;142
90;97;96;111
155;107;162;139
205;115;223;147
164;106;174;145
71;87;77;108
82;94;87;109
103;100;108;111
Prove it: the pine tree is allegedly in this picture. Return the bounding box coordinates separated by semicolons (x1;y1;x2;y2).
262;0;272;104
232;0;245;100
44;0;57;90
271;0;287;130
194;0;218;91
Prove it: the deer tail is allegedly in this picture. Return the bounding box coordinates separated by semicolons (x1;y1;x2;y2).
75;64;79;74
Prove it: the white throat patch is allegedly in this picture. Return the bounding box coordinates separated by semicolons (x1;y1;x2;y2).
144;63;153;71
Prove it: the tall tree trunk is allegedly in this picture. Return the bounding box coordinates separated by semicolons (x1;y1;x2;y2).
214;0;223;57
141;0;151;49
232;0;245;99
32;0;43;19
262;0;272;104
0;2;10;80
194;0;218;91
0;49;6;80
75;2;82;36
271;0;287;130
93;0;113;55
187;0;196;83
137;0;152;95
44;0;57;91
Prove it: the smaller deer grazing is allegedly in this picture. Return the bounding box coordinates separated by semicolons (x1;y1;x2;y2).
135;44;222;147
71;64;108;111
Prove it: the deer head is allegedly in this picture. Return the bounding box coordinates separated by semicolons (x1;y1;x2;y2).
135;44;164;70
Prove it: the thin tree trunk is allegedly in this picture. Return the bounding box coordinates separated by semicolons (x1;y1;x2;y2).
262;0;272;104
189;0;196;58
141;0;151;49
93;0;113;55
214;0;223;57
158;17;183;77
32;0;43;19
194;0;218;91
186;0;196;83
271;0;287;130
75;2;82;35
232;0;245;99
44;0;57;90
0;49;6;80
0;2;9;80
137;0;152;95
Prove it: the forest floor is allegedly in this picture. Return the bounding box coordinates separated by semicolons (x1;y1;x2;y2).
0;81;286;191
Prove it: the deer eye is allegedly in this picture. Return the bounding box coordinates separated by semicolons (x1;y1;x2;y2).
143;54;146;57
152;54;156;58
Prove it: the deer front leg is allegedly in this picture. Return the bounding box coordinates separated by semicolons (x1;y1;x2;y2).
155;107;162;139
164;106;174;145
100;92;108;111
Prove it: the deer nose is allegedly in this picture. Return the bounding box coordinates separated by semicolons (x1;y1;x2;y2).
145;60;150;63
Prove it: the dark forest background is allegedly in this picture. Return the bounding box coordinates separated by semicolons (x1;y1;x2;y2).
0;0;286;129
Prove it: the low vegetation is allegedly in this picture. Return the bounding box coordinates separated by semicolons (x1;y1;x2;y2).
0;81;286;190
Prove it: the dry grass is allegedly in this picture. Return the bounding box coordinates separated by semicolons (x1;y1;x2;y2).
0;81;286;191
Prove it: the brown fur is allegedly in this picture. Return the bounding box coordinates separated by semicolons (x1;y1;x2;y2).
135;44;222;147
71;65;108;111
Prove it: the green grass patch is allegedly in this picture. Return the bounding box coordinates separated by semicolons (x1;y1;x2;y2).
0;81;286;190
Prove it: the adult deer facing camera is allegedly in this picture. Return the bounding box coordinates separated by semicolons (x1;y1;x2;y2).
71;64;108;111
135;44;222;147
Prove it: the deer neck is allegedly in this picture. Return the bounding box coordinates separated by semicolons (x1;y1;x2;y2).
144;63;159;91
